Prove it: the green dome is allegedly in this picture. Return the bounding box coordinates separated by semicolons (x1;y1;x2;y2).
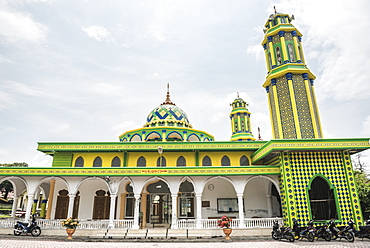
144;104;192;128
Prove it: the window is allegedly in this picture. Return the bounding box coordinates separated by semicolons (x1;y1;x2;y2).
137;156;146;167
276;46;282;65
111;156;121;167
75;156;84;167
287;43;295;62
202;156;212;166
177;156;186;167
309;176;337;220
156;156;166;167
93;157;102;167
240;156;250;166
221;156;230;166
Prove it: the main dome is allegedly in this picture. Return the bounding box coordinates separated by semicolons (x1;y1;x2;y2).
144;104;192;128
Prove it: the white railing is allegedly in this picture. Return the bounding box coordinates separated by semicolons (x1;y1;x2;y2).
1;217;283;229
244;217;283;228
177;219;196;229
113;219;134;229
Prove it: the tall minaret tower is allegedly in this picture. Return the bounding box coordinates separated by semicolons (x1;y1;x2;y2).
230;94;256;141
261;11;323;139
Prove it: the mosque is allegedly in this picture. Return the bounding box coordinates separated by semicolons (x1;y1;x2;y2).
1;11;369;231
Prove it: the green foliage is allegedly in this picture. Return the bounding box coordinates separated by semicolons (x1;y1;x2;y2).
354;170;370;218
0;162;28;167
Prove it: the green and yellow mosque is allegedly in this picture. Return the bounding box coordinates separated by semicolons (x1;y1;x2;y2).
1;11;369;232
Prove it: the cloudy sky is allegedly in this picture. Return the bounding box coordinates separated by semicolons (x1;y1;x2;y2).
0;0;369;168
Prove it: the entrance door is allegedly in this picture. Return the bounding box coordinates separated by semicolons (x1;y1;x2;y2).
148;193;171;225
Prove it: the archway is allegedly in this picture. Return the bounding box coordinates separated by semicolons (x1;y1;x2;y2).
145;180;171;227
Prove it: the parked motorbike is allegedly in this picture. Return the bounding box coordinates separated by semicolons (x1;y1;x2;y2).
328;219;354;242
293;219;315;242
356;219;370;240
14;214;41;237
272;219;295;242
314;221;331;241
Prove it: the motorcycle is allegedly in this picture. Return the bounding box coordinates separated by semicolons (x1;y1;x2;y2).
356;219;370;240
293;219;315;242
328;219;354;242
314;221;331;241
14;214;41;237
272;219;295;242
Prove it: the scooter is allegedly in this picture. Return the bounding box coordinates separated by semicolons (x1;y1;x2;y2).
328;219;354;242
14;214;41;237
314;221;331;241
272;219;295;242
356;219;370;240
293;219;315;242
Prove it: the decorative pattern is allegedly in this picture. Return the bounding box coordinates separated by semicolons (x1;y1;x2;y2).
309;84;323;138
276;76;296;139
268;87;280;139
284;32;293;41
0;166;280;177
292;74;314;138
280;151;363;227
145;104;192;128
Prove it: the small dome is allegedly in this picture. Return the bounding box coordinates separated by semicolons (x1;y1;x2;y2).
144;104;192;128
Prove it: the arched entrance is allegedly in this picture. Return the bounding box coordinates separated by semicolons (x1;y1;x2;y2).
178;180;195;219
146;180;171;227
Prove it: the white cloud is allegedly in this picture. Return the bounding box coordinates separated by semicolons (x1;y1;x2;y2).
0;6;47;43
82;25;115;43
112;121;138;134
362;116;370;136
246;44;263;61
54;123;70;132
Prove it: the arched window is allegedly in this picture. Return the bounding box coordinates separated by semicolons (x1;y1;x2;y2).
221;156;230;166
93;157;102;167
137;156;146;167
287;43;295;62
111;156;121;167
202;156;212;166
177;156;186;167
75;156;84;167
309;176;337;220
240;156;250;166
276;46;282;65
156;156;167;167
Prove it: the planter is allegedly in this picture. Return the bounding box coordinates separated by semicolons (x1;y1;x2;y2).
66;228;76;239
223;228;232;240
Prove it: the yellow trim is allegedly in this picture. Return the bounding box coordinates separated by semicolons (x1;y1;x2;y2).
231;118;235;133
298;40;306;64
268;41;277;67
261;26;303;44
263;67;316;88
287;79;302;138
280;36;288;62
267;90;276;138
237;115;241;132
272;84;284;139
304;79;319;138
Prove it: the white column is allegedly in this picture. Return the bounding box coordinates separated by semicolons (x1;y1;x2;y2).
11;196;19;218
237;193;245;228
67;194;75;218
132;194;141;229
108;194;117;228
195;194;202;229
24;194;34;221
171;194;178;229
266;194;272;217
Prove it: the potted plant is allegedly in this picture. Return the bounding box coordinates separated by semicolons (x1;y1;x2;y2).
217;215;233;239
61;217;79;239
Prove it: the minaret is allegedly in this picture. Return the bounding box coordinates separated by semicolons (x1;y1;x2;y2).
230;94;256;141
261;11;323;139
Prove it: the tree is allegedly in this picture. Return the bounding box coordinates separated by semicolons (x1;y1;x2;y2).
352;153;370;219
0;162;28;167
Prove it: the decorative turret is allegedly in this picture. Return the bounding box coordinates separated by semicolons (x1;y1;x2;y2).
261;9;323;139
229;94;255;141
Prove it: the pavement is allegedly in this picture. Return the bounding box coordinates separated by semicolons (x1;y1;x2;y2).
0;234;369;248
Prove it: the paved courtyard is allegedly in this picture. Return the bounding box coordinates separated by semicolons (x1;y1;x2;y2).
0;238;369;248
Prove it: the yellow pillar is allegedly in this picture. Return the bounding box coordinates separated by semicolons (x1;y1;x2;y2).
31;199;38;214
40;199;47;218
237;114;241;132
271;80;284;139
45;179;56;219
298;37;306;64
263;44;271;71
268;37;277;68
230;116;235;133
292;31;302;62
279;31;289;63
